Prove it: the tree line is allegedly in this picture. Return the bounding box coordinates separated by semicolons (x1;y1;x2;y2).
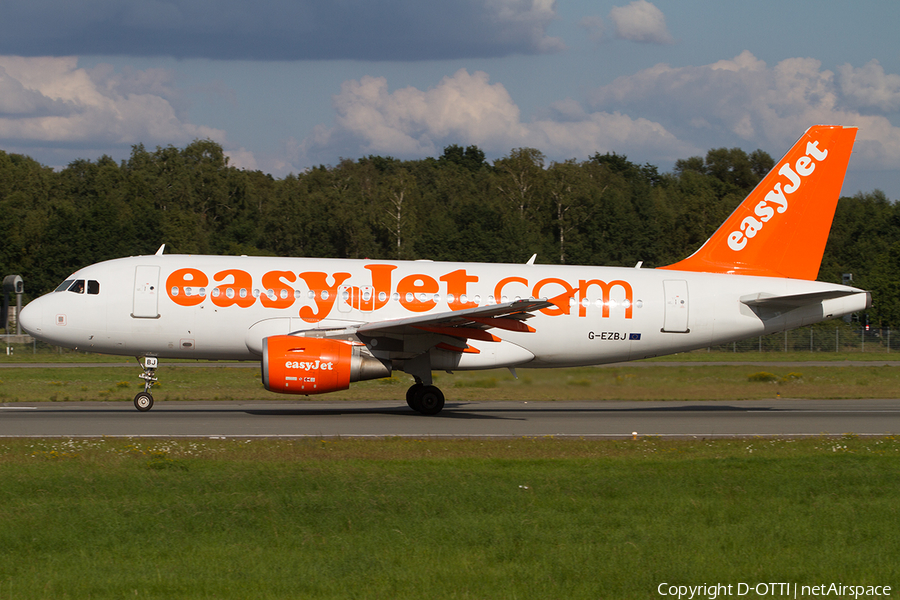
1;139;898;325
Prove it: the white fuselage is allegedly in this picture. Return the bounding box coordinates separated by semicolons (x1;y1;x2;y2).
20;254;869;369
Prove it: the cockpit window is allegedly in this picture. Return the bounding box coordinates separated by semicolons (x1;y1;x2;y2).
54;279;99;294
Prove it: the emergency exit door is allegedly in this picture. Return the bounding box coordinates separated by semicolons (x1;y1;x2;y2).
133;266;160;318
662;279;689;333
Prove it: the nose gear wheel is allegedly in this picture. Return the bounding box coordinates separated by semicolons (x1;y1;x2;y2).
134;356;158;412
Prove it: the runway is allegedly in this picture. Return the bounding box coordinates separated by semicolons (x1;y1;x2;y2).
1;398;898;438
2;360;899;369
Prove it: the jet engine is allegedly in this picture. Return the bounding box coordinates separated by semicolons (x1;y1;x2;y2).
262;335;390;394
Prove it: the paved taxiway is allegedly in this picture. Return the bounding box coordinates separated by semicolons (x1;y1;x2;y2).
1;399;898;438
2;360;899;369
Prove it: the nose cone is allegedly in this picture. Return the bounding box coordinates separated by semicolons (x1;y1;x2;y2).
18;299;43;337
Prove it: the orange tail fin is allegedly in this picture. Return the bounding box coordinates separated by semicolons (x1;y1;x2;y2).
660;125;857;280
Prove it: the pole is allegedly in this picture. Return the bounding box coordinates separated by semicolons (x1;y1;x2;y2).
15;292;22;335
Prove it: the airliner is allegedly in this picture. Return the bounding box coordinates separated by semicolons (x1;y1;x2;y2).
19;125;869;414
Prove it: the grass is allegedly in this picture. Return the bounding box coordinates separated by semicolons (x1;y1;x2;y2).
2;344;900;365
2;363;900;404
646;349;900;362
0;436;898;599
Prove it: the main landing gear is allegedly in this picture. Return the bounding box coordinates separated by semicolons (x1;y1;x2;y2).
134;356;158;412
406;383;445;416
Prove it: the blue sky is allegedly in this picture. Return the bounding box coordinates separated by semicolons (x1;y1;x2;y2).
1;0;899;198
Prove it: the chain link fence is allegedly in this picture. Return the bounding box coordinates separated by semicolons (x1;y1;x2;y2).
710;322;897;353
3;322;899;356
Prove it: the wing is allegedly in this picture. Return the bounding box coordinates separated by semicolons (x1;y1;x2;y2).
297;298;553;356
358;298;550;337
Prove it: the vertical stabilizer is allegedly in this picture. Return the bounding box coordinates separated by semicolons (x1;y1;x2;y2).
660;125;857;280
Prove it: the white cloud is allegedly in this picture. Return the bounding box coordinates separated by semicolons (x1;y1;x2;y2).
0;56;239;165
837;60;900;113
223;147;259;172
332;70;526;155
291;53;900;181
608;0;674;45
294;69;696;170
589;51;900;171
486;0;565;54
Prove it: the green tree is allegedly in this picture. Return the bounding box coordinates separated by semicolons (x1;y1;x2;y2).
494;148;546;220
439;144;488;173
377;167;420;260
547;159;603;264
0;151;55;291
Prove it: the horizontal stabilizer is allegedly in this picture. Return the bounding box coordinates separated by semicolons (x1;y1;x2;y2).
740;289;860;309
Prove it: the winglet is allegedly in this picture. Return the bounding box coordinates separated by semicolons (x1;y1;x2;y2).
547;288;577;311
660;125;857;280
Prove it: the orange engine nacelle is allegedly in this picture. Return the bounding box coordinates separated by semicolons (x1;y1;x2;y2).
262;335;390;395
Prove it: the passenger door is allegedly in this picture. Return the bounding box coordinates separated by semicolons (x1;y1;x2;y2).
133;266;160;318
661;279;689;333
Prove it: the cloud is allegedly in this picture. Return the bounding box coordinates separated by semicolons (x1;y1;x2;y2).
292;53;900;180
608;0;674;45
837;60;900;113
293;69;696;170
0;0;563;61
0;56;233;164
588;51;900;171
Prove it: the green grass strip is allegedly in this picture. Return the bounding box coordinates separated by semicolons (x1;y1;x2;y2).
4;363;900;403
0;437;898;599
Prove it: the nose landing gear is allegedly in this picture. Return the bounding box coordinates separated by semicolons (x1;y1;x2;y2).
134;356;158;412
